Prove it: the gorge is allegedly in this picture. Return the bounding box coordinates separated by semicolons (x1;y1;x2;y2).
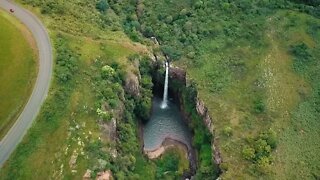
142;61;220;178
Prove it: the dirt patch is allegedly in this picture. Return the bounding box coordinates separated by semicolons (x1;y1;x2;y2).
144;138;188;159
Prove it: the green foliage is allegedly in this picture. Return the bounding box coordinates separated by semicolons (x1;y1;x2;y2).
290;43;314;72
289;0;320;6
108;99;118;109
92;60;125;122
242;146;255;160
259;129;277;149
134;96;152;122
40;1;66;15
223;126;233;137
155;152;179;179
161;45;182;61
96;108;112;121
133;56;153;123
253;98;265;114
96;0;109;13
55;36;78;84
101;65;115;79
181;85;218;179
242;130;277;173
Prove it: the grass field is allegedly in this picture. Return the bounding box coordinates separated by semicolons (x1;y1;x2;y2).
178;10;320;179
0;10;37;139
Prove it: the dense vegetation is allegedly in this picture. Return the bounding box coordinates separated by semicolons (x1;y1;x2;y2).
1;0;320;179
109;0;320;178
0;0;189;179
0;10;37;139
180;83;220;179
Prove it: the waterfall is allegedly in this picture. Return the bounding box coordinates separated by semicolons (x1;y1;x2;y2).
161;61;169;109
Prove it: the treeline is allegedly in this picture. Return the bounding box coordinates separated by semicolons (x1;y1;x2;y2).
289;0;320;6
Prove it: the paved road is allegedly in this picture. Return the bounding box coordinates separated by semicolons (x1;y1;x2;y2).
0;0;52;167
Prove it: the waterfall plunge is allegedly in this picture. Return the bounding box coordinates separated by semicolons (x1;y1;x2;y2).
161;62;169;109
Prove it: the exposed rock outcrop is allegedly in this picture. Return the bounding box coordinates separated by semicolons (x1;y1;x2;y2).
69;150;78;169
165;64;223;167
101;118;117;142
83;169;92;179
96;170;112;180
169;66;186;85
195;98;222;165
124;73;140;97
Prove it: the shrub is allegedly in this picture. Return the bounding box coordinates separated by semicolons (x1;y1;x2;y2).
96;108;112;121
242;146;255;160
96;0;109;12
253;98;265;114
290;43;313;72
108;99;118;109
259;129;277;149
101;65;115;79
242;130;277;168
223;126;233;137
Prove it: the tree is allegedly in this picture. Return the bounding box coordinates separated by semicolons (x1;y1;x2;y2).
101;65;115;79
96;0;109;13
290;0;320;6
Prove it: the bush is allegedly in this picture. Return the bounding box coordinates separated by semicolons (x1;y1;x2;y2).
242;130;277;168
101;65;115;79
242;146;255;160
289;43;313;72
223;126;233;137
259;129;277;149
108;99;118;109
96;108;112;121
253;98;265;114
96;0;109;12
134;97;151;123
155;152;179;178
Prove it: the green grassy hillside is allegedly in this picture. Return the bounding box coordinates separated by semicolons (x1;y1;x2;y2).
0;10;37;139
1;0;320;179
0;1;187;179
109;0;320;178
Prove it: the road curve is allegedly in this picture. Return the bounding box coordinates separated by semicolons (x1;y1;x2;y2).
0;0;52;167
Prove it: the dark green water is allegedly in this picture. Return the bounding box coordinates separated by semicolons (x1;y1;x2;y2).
143;97;192;151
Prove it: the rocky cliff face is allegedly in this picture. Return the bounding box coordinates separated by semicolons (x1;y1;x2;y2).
124;72;140;97
169;66;186;85
167;65;223;166
195;98;222;165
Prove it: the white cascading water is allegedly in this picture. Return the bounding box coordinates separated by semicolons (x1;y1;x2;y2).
161;61;169;109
